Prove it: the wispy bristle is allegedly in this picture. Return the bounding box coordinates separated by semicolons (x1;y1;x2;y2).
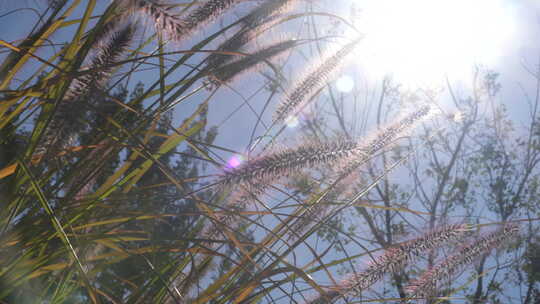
406;223;519;301
208;39;297;85
307;224;472;304
274;38;361;124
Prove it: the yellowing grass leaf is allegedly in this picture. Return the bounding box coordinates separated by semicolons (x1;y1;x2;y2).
71;214;175;230
122;112;206;192
0;163;17;179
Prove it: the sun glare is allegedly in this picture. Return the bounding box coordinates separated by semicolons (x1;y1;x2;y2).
350;0;515;86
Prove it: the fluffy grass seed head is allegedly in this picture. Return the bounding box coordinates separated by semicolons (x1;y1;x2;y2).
180;0;246;38
208;39;297;86
334;104;433;180
39;24;134;156
221;105;432;188
64;24;135;101
341;223;472;295
132;0;245;43
243;0;299;28
364;104;432;155
274;37;362;124
220;139;363;186
307;224;471;303
206;28;257;68
406;223;520;299
205;14;282;68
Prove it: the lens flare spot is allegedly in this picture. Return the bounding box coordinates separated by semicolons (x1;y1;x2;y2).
336;75;355;93
286;116;299;128
227;154;244;169
451;111;464;123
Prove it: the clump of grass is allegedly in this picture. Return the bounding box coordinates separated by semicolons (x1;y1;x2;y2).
3;1;527;304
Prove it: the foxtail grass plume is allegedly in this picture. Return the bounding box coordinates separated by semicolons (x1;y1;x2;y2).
65;24;135;100
290;106;433;241
274;37;362;124
88;11;129;49
205;15;281;68
307;224;473;304
208;39;297;86
222;105;432;187
243;0;299;28
206;0;298;67
39;25;134;155
206;28;256;69
216;106;432;253
131;0;245;43
335;104;433;180
125;0;188;42
221;139;362;186
406;223;519;301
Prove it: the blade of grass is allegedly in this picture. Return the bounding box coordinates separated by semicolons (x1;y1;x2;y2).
16;158;100;304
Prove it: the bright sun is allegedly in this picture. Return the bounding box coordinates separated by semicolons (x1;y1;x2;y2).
350;0;516;86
